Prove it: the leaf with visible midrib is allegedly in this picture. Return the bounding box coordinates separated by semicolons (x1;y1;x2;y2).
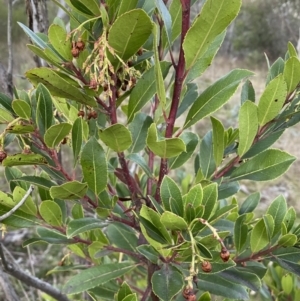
63;263;136;294
81;137;107;195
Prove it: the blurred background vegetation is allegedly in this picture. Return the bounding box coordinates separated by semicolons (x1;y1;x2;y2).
0;0;299;300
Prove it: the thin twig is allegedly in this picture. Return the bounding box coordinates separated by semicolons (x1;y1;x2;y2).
0;185;34;222
0;244;71;301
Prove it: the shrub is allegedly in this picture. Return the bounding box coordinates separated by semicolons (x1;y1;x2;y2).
0;0;300;300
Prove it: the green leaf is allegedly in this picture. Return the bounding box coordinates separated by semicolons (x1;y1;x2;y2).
0;108;14;123
128;62;171;122
266;57;284;84
13;186;37;216
234;215;248;252
72;117;84;165
12;175;56;190
198;292;211;301
220;268;261;291
230;149;295;181
0;204;40;227
239;192;260;214
126;154;153;178
155;0;172;48
199;131;216;179
284;207;296;232
250;218;269;253
151;265;184;301
66;217;106;238
118;0;138;16
50;181;88;200
186;31;226;83
184;184;203;208
176;83;198;118
257;74;287;126
116;281;133;301
128;113;152;153
99;124;132;152
202;183;218;220
81;137;107;195
183;0;241;69
153;24;167;108
2;154;48;167
281;273;293;295
63;262;136;294
266;195;287;237
241;79;255;104
0;92;13;113
6;124;35;134
146;123;186;158
238;101;258;157
273;257;300;277
44;123;72;148
278;234;297;247
12;99;31;119
160;211;188;230
106;223;137;252
160;176;183;216
136;245;160;264
39;200;63;227
108;9;152;62
48;24;73;61
196;274;248;300
140;205;172;245
26;67;96;107
184;69;253;129
283;56;300;93
287;41;298;57
211;117;225;166
36;84;53;137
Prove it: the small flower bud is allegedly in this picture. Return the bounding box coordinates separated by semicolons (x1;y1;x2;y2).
71;47;80;58
220;247;230;262
0;150;7;163
201;261;212;273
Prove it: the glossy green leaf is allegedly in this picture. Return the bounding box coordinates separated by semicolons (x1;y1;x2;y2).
106;223;138;252
36;84;53;137
72;117;84;165
176;83;198;118
287;41;298;57
26;67;96;107
39;200;63;227
202;183;218;220
238;101;258;156
128;113;152;153
169;0;181;42
258;74;287;126
283;56;300;93
234;215;248;253
13;186;37;216
153;24;167;108
198;292;211;301
218;181;240;199
108;9;152;62
6;124;35;134
99;124;132;152
160;176;183;216
151;265;184;301
196;274;248;300
44;123;72;148
278;234;297;247
136;245;160;264
146;123;186;158
183;0;241;69
48;24;73;61
273;257;300;277
72;203;84;219
81;137;107;195
220;268;261;291
250;218;269;253
12;175;56;190
199;131;216;179
211;117;225;166
127;62;171;122
0;108;14;123
2;154;48;167
126;154;153;178
266;57;284;84
242;130;284;159
263;214;275;241
186;31;226;83
184;69;253;129
184;184;203;208
266;195;287;237
209;204;237;224
281;273;293;295
239;192;260;214
66;217;106;238
284;207;296;233
230;149;295;181
12;99;31;119
63;262;136;294
241;79;255;104
0;204;40;228
155;0;172;48
140;205;172;245
50;181;88;200
116;281;133;301
0;92;13;113
118;0;138;16
160;211;188;230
